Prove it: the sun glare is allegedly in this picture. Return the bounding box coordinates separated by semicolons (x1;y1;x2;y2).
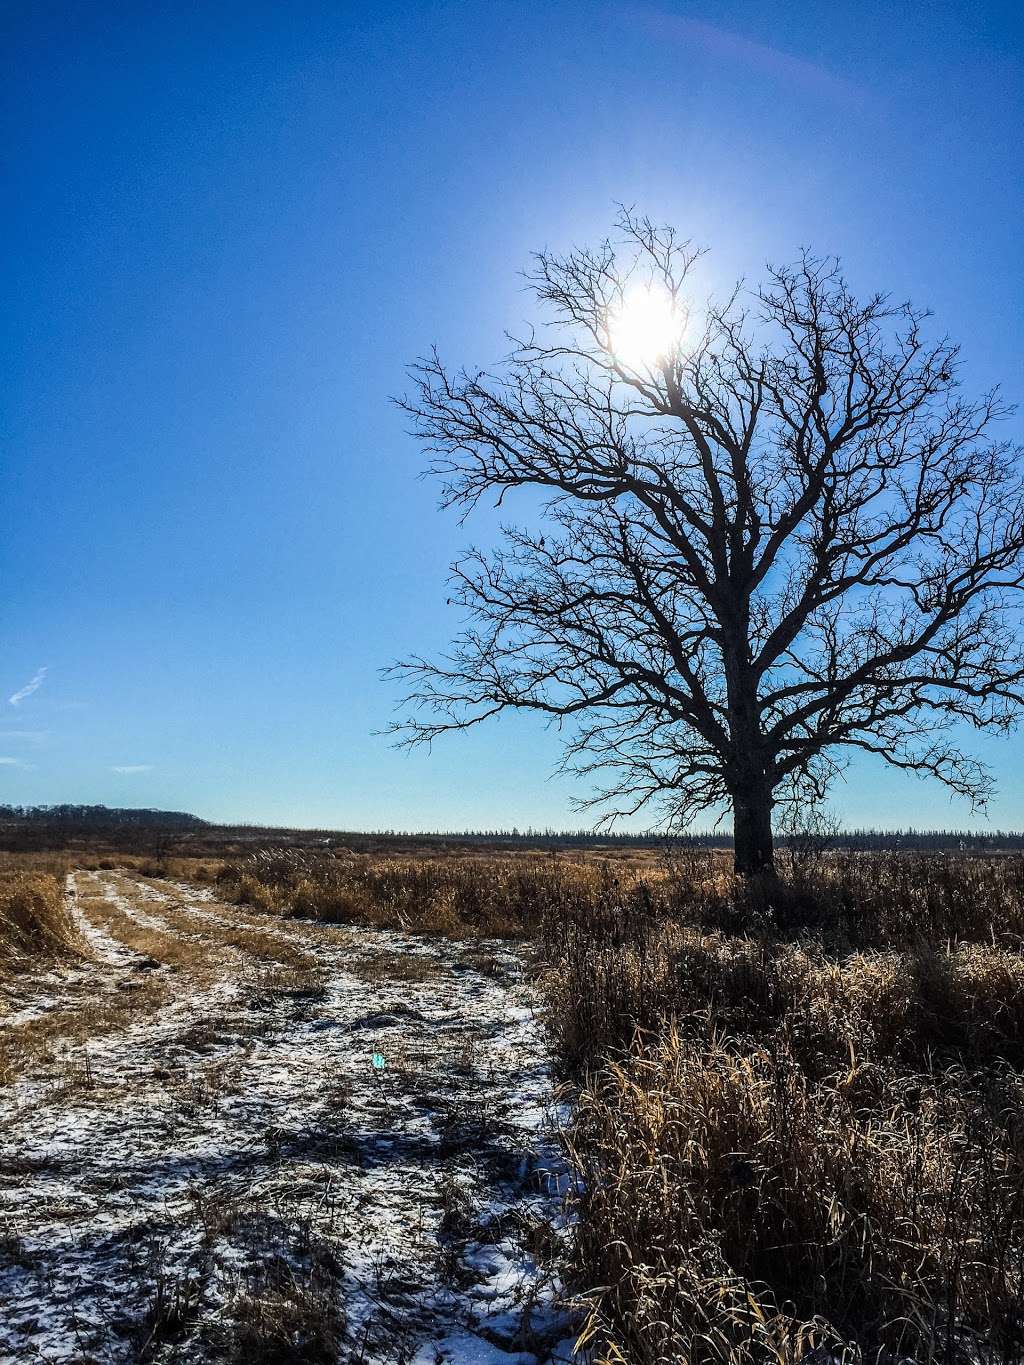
606;285;685;369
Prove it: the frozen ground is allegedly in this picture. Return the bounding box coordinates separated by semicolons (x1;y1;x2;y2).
0;871;578;1363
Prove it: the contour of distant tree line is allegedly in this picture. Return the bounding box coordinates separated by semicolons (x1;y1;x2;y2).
1;805;1023;850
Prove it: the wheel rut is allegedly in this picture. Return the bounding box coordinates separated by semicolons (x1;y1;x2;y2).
0;871;577;1363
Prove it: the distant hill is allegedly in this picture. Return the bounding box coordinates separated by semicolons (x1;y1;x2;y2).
0;804;206;832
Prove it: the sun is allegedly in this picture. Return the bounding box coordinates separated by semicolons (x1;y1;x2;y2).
606;285;685;369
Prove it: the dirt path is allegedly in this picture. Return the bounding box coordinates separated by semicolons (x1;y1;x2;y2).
0;872;577;1364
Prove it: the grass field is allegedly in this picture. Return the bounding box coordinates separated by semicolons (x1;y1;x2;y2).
0;859;575;1362
540;851;1024;1364
2;841;1022;1362
0;852;79;975
214;842;1024;1362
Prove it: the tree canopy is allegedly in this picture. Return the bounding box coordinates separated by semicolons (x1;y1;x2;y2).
392;212;1024;872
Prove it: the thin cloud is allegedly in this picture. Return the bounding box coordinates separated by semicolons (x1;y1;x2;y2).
110;764;153;775
9;667;48;707
634;9;868;106
0;729;49;746
0;756;25;767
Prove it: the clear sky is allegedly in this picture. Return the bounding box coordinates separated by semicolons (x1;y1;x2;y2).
4;1;1023;830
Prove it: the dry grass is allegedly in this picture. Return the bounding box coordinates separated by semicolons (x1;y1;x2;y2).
78;886;231;979
217;844;1024;1359
0;871;79;974
569;1034;1024;1365
80;872;317;977
130;855;224;882
343;947;444;985
225;844;1024;947
6;841;1023;1361
0;851;75;877
0;978;176;1094
122;877;316;973
223;848;613;937
0;871;324;1087
219;1261;344;1364
546;924;1024;1076
701;848;1024;946
539;852;1024;1365
131;1209;345;1363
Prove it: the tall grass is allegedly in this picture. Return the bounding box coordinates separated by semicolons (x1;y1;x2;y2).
0;871;79;973
217;845;1024;1360
224;846;1024;947
569;1034;1024;1365
545;922;1024;1074
223;848;610;937
541;852;1024;1365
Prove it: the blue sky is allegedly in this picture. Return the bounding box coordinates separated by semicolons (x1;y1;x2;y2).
4;1;1023;830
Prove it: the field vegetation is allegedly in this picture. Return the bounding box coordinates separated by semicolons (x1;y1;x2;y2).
0;852;79;975
3;830;1024;1362
0;853;572;1361
541;851;1024;1365
224;844;1024;1362
221;846;623;937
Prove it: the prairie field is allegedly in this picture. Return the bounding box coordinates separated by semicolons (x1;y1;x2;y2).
228;845;1024;1362
1;842;1023;1363
0;851;576;1363
537;850;1024;1365
9;2;1023;1361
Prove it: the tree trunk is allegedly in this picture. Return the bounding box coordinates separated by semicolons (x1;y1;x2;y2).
720;613;775;876
732;784;775;876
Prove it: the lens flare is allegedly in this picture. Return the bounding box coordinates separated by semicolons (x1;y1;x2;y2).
607;285;684;369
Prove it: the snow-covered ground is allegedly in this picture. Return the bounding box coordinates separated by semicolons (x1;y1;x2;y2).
0;871;578;1363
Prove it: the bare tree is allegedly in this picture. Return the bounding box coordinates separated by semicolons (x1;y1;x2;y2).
390;212;1024;875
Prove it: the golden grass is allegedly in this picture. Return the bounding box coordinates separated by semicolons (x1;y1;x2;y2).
78;887;231;979
6;841;1022;1360
0;882;172;1086
545;925;1024;1075
121;875;316;973
540;852;1024;1364
0;869;334;1087
225;848;616;937
226;844;1024;947
0;871;79;973
569;1032;1024;1364
0;873;321;1088
0;851;74;877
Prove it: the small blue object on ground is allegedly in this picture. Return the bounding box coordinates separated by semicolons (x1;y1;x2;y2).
371;1052;386;1071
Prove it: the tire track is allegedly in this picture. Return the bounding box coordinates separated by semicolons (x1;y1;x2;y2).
0;872;579;1363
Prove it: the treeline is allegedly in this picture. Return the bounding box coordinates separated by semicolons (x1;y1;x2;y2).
1;806;1022;853
329;827;1024;850
210;824;1024;851
0;804;206;830
826;828;1024;851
